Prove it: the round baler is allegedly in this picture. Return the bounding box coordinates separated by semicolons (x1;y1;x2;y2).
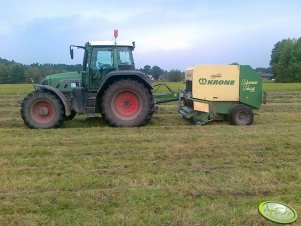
178;64;266;125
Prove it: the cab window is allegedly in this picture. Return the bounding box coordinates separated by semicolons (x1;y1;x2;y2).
91;48;114;69
118;47;134;65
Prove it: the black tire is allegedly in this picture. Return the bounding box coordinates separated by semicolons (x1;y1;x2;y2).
101;79;154;127
21;90;64;129
64;110;77;121
229;104;254;125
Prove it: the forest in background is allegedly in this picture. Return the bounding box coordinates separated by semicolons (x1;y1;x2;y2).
270;38;301;82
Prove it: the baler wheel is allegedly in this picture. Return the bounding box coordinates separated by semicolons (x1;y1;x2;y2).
101;79;154;127
21;91;64;129
229;104;253;125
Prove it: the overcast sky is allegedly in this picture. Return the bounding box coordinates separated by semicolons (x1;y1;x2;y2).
1;0;301;70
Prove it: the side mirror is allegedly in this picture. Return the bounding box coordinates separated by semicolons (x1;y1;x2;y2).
70;47;74;59
132;41;135;50
69;45;85;60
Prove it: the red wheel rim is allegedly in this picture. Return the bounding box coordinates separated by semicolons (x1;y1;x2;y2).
30;100;55;124
111;90;142;120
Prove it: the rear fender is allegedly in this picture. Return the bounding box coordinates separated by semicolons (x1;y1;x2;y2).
34;84;71;116
98;71;153;92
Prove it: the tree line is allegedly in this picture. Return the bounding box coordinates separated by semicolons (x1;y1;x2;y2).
0;58;184;84
270;37;301;82
138;65;184;82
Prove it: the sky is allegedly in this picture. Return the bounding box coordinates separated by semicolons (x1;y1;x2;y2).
0;0;301;70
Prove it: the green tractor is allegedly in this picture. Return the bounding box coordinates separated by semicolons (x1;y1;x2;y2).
21;34;154;128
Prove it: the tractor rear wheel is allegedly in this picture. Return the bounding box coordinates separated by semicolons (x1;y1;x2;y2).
21;91;64;129
229;104;253;125
101;79;154;127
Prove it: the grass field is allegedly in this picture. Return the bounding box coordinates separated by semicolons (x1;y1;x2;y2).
0;82;300;225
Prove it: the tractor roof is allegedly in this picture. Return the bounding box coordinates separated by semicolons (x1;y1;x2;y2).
88;41;134;47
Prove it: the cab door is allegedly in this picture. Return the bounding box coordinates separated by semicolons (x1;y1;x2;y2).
89;47;115;91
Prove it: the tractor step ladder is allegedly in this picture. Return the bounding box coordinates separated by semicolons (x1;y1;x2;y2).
85;96;96;114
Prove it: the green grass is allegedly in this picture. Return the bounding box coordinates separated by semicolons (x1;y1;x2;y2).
0;83;300;225
263;82;301;91
0;84;33;95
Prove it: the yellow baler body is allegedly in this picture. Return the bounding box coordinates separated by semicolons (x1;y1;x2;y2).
191;65;240;101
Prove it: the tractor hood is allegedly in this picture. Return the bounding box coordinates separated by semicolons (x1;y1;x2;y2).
40;71;81;92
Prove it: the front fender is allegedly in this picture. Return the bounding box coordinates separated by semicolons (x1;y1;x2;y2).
34;84;71;116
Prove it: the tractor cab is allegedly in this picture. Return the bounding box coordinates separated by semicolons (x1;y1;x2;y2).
41;41;136;93
78;41;136;91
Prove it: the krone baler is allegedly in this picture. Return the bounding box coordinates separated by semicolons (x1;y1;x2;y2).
178;65;266;125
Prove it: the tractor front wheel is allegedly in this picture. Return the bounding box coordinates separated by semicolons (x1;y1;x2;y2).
101;80;154;127
229;104;254;125
21;91;64;129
